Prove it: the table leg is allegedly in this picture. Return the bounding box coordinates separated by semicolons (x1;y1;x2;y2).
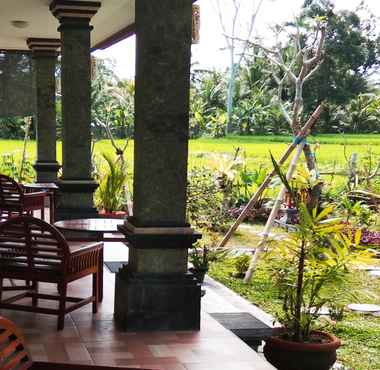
95;232;104;302
41;205;45;222
50;191;55;223
99;246;104;302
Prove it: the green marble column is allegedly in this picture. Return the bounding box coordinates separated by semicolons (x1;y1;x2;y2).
27;39;61;182
50;1;100;219
115;0;201;331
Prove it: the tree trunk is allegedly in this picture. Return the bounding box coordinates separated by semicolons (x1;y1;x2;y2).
226;63;236;135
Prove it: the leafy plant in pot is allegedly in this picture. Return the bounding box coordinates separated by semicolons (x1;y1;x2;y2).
189;245;209;284
263;155;369;370
95;153;128;217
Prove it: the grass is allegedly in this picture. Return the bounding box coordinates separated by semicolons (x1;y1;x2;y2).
3;133;380;173
209;258;380;370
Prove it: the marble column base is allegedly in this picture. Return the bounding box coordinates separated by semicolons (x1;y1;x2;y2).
56;179;98;220
34;161;61;182
114;270;201;331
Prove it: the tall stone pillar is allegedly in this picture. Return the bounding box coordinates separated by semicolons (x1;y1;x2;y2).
27;38;61;182
115;0;201;331
50;0;100;219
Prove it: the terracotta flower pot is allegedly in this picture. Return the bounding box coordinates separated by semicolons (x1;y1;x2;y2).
189;267;208;284
263;330;341;370
98;210;128;219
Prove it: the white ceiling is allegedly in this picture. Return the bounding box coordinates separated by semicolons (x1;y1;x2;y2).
0;0;135;51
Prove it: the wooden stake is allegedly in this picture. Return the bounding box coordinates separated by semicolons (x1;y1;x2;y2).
217;105;323;250
243;142;305;283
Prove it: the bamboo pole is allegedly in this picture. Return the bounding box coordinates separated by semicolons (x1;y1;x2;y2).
217;105;323;250
243;142;305;283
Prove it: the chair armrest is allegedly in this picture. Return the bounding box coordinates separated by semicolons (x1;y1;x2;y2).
69;241;103;256
68;242;103;274
23;191;48;198
22;191;47;209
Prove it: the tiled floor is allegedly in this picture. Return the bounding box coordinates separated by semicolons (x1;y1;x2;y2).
0;242;275;370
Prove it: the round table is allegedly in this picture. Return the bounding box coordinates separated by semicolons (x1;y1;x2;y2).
54;218;125;241
54;218;126;301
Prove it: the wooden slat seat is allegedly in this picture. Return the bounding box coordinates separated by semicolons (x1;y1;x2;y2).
0;216;103;330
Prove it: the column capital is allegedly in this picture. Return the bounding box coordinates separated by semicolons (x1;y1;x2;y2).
27;38;60;57
50;0;101;29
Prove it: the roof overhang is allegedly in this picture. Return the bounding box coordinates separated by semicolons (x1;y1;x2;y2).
0;0;135;51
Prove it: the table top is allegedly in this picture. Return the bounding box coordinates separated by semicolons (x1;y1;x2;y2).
23;182;59;190
54;218;125;233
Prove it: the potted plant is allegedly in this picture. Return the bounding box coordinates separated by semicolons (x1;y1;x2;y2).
96;153;128;218
189;245;209;284
262;156;369;370
231;254;251;278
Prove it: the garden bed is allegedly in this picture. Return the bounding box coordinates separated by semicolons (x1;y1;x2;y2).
209;258;380;370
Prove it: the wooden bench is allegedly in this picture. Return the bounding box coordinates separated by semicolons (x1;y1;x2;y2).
0;216;103;330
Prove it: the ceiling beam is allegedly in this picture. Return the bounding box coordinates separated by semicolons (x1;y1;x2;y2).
92;23;135;50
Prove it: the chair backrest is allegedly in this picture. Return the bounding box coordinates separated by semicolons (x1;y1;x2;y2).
0;216;70;274
0;316;32;369
0;174;24;214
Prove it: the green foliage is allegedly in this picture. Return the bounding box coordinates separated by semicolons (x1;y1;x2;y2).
233;158;268;205
301;1;380;131
232;58;285;135
189;70;227;138
186;167;232;232
232;254;251;277
0;117;28;139
0;152;35;183
188;2;380;137
189;245;209;270
209;258;380;370
267;157;371;342
91;59;134;140
95;153;127;212
338;196;375;228
332;93;380;133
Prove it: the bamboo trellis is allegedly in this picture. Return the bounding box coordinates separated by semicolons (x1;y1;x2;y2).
217;104;323;251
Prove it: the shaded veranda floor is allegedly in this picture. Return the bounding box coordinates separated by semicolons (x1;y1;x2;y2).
0;242;275;370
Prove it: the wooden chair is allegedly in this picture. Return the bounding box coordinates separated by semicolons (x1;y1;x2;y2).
0;316;151;370
0;216;103;330
0;174;48;221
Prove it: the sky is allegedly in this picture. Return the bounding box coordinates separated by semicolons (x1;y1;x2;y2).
93;0;380;79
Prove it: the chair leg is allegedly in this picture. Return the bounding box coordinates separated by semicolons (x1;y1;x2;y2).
0;277;3;302
32;281;38;307
92;272;98;314
57;282;67;331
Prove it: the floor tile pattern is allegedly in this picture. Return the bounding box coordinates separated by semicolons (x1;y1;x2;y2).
0;243;275;370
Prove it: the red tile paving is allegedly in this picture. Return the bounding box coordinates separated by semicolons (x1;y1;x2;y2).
0;243;275;370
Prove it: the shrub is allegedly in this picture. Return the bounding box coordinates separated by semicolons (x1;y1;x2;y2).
95;153;127;212
0;153;35;183
187;167;232;232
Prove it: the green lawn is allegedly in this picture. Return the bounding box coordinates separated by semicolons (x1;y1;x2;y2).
209;258;380;370
2;134;380;173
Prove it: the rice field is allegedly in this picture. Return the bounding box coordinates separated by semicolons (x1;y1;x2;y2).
0;134;380;171
1;134;379;175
